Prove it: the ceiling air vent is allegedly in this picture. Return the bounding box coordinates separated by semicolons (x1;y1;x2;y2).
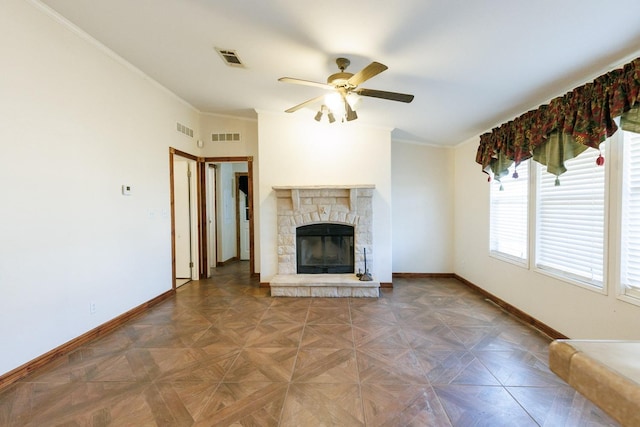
212;132;241;142
215;48;244;67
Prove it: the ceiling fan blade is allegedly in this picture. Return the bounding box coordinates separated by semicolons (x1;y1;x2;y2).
347;62;388;86
284;95;325;113
355;88;414;103
278;77;333;90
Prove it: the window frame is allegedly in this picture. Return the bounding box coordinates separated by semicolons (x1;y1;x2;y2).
532;145;609;294
615;129;640;307
488;160;530;268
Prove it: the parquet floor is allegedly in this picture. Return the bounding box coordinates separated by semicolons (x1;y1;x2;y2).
0;262;618;426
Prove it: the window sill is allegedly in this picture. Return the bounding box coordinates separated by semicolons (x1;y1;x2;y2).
617;291;640;308
534;265;607;295
489;251;528;268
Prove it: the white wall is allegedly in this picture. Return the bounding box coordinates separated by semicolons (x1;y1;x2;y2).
215;162;249;262
453;137;640;339
257;111;393;283
198;114;258;158
391;141;454;273
0;0;199;375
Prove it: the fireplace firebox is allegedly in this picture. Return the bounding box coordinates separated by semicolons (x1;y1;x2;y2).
296;224;354;274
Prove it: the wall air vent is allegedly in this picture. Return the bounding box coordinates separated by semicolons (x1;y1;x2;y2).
212;132;241;142
215;48;244;67
176;122;194;138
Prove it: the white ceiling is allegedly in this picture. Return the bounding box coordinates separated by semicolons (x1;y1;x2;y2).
39;0;640;146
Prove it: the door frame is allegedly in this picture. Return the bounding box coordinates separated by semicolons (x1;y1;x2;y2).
198;156;255;278
206;163;218;275
235;172;249;260
171;150;255;286
169;148;200;289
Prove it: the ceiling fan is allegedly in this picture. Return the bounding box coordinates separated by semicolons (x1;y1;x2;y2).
278;57;414;122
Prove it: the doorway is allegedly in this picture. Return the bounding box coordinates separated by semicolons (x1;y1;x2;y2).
200;157;255;278
170;151;255;287
170;149;199;288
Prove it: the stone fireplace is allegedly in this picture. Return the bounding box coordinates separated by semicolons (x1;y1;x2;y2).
269;185;380;297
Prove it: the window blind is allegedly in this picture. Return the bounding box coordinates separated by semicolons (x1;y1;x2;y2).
490;160;529;261
621;131;640;297
536;147;605;287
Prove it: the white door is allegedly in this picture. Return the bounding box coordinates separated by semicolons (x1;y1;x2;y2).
173;159;192;281
239;189;250;260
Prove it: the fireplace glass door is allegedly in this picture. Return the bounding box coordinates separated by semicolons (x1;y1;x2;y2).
296;224;354;274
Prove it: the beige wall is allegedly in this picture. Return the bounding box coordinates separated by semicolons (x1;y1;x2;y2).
391;141;454;273
1;0;199;374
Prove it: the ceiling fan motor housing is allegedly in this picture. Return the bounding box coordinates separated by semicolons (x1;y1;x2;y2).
329;58;355;88
327;72;354;87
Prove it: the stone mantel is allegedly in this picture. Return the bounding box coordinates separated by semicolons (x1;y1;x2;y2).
273;185;375;212
272;185;375;190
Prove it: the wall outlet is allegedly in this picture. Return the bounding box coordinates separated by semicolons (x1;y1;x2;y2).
90;302;96;315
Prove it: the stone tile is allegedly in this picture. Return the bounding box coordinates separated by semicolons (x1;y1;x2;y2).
474;349;566;387
434;384;538;426
3;263;618;426
356;348;429;384
292;348;359;383
507;385;620;426
280;383;364;426
361;383;452;426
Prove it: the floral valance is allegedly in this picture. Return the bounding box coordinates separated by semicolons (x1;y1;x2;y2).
476;57;640;180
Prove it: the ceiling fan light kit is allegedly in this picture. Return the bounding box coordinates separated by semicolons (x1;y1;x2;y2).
314;105;337;123
279;57;414;123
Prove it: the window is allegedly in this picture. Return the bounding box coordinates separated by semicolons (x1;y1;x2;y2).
490;160;529;263
535;146;606;288
486;124;640;304
621;131;640;300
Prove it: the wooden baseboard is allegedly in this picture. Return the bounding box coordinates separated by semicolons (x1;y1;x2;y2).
453;274;568;340
392;272;455;278
0;289;175;392
217;257;239;267
259;282;270;288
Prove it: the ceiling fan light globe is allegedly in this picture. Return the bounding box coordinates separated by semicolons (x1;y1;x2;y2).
325;92;343;113
346;93;360;109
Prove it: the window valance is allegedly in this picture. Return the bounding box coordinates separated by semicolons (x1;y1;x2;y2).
476;57;640;180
